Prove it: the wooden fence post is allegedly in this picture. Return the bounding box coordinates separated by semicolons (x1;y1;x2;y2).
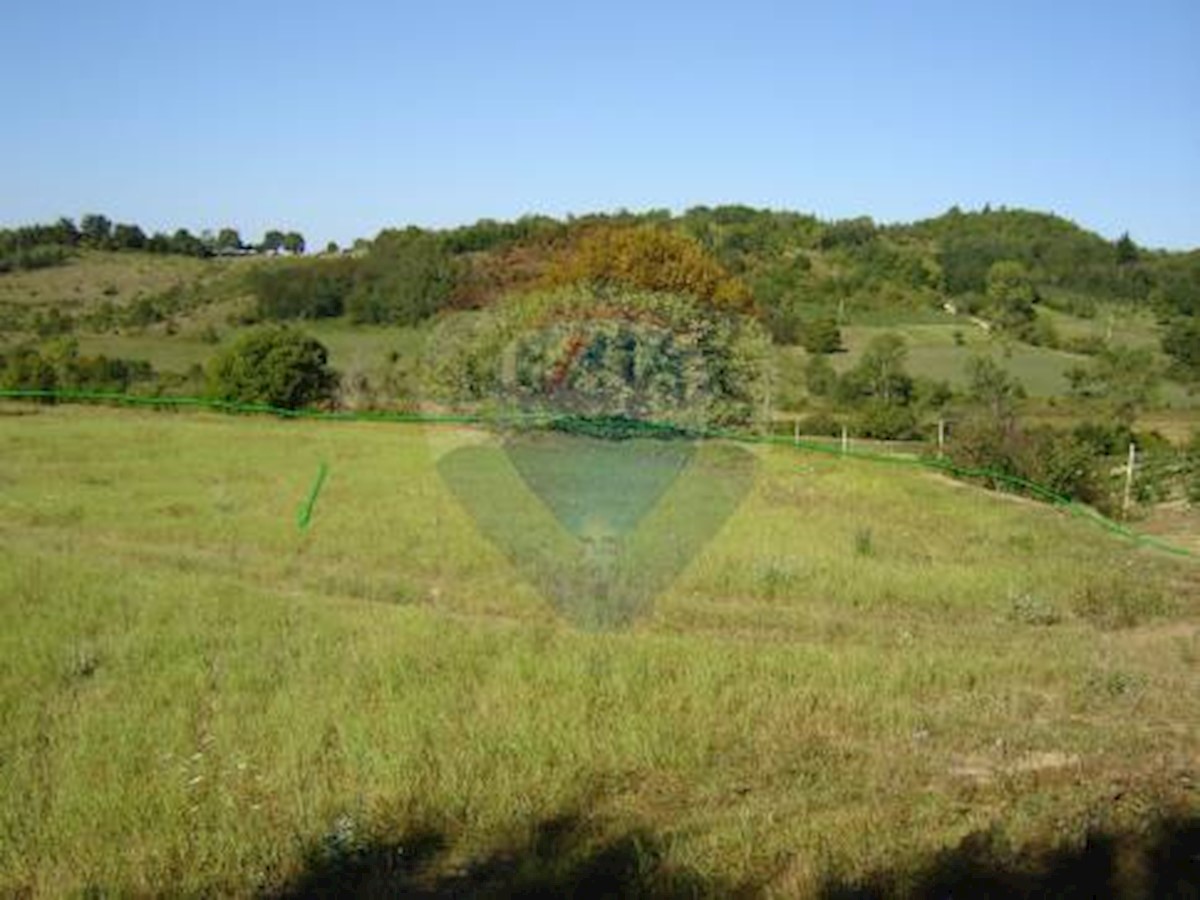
1122;442;1136;517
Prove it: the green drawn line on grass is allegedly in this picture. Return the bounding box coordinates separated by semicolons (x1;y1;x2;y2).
297;461;329;532
1;387;1196;559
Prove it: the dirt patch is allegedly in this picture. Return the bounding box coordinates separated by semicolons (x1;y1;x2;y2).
949;751;1082;784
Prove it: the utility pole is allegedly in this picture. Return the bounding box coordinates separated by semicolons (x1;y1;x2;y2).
841;424;849;456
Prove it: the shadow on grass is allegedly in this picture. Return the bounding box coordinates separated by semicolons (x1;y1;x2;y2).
821;814;1200;900
255;812;1200;898
267;814;752;899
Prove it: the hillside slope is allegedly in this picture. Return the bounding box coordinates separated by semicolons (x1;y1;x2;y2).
1;406;1196;895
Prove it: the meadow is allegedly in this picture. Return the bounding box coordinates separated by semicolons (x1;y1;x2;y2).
1;404;1197;896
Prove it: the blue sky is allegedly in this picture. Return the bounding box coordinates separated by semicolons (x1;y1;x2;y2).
2;0;1197;248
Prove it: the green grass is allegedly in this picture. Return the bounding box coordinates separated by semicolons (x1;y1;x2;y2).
823;320;1198;408
828;323;1085;396
41;320;427;380
1038;304;1164;350
1;405;1197;895
0;251;231;310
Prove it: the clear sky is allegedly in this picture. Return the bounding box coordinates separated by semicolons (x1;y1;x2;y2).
2;0;1197;249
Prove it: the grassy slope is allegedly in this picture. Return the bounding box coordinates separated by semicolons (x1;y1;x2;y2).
830;316;1196;407
0;251;219;310
1;406;1196;895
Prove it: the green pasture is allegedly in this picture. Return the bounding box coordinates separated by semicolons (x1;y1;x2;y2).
1;405;1196;895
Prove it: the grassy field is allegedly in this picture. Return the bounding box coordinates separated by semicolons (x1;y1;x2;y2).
0;251;239;311
1;405;1197;896
830;320;1197;407
67;320;426;379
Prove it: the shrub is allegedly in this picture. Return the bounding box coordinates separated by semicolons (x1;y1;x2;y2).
946;416;1109;509
1187;432;1200;506
804;354;838;397
796;411;842;437
0;341;155;396
250;259;354;321
800;317;844;354
854;401;921;440
0;346;58;395
346;230;459;325
206;327;336;410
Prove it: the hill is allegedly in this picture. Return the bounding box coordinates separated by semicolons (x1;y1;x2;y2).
2;205;1199;516
0;404;1197;895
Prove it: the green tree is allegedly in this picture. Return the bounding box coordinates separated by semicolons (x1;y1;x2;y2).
839;332;912;405
800;317;843;354
1162;317;1200;380
803;354;838;397
216;228;243;252
79;213;113;248
1066;345;1160;427
985;260;1036;331
112;223;147;250
1114;232;1139;265
169;228;208;257
347;230;459;325
283;232;306;255
206;327;336;410
250;260;353;320
965;354;1025;422
1186;430;1200;505
0;345;58;394
52;217;80;246
261;230;286;254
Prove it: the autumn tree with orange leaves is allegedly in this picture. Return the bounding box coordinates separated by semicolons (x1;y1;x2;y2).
544;225;755;314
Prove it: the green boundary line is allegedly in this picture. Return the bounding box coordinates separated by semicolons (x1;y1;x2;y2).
296;461;329;532
1;387;1195;559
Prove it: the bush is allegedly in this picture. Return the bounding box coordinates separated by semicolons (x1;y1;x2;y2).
1187;432;1200;506
804;355;838;397
800;317;843;354
206;327;336;410
854;401;920;440
0;346;58;395
947;415;1109;509
795;411;842;437
347;230;459;325
250;260;354;321
0;341;155;396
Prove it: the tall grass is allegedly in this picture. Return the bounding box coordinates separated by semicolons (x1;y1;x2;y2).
0;406;1196;895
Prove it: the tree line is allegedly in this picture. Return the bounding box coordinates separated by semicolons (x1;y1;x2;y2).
234;205;1198;380
0;215;308;272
